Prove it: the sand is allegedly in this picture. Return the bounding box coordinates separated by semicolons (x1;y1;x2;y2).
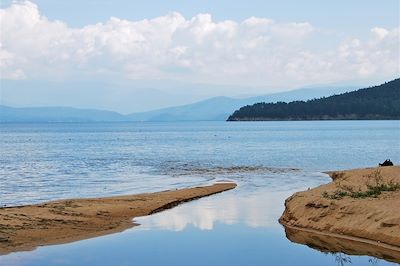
280;166;400;262
0;182;236;255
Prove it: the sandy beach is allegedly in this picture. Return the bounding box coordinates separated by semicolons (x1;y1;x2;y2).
280;166;400;261
0;182;236;255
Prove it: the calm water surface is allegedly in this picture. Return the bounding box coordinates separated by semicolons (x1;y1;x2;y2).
0;121;399;265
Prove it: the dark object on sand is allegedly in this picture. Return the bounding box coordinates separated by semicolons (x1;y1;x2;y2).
379;159;394;166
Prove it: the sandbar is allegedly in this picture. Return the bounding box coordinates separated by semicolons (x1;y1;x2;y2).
0;182;236;255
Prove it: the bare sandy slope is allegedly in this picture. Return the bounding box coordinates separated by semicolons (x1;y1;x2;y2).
280;166;400;252
0;183;236;255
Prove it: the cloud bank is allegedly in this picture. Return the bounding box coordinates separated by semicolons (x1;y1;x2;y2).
1;1;399;87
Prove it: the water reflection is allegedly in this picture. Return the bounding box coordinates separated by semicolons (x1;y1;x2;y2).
334;253;352;266
0;187;398;266
368;258;379;266
284;226;400;264
135;190;291;231
332;254;385;266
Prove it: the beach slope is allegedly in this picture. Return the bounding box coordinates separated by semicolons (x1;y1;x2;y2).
0;182;236;255
280;166;400;250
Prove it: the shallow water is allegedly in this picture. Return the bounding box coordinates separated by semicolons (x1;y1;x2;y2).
0;121;399;265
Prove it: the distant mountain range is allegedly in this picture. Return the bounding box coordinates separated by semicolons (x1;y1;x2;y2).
0;105;127;122
0;86;358;122
227;79;400;121
127;86;357;121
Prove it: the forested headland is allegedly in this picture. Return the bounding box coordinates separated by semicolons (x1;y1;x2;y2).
227;79;400;121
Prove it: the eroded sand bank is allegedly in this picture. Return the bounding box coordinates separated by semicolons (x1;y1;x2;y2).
280;166;400;261
0;182;236;255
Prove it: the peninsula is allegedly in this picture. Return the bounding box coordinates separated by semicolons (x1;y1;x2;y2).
228;79;400;121
0;183;236;255
280;166;400;261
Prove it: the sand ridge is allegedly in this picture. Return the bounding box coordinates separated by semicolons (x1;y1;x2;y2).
0;182;236;255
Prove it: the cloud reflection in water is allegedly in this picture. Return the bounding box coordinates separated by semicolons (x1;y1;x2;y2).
135;189;294;231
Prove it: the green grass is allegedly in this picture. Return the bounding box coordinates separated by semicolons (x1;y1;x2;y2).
322;183;400;200
322;170;400;200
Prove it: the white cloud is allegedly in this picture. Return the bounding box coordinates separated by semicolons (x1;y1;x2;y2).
0;1;399;87
0;44;26;79
371;27;389;39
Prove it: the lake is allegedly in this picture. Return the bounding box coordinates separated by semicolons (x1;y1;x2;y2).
0;121;399;265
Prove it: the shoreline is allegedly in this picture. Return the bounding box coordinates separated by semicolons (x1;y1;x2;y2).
279;166;400;261
0;182;236;255
281;223;400;252
282;224;400;263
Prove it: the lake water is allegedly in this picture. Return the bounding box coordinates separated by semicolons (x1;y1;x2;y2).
0;121;399;265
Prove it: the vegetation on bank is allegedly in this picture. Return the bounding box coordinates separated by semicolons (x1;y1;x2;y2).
322;170;400;200
227;78;400;121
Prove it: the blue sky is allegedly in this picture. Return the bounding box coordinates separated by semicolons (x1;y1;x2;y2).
0;0;399;112
1;0;398;32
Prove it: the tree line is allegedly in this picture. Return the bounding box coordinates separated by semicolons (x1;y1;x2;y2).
227;78;400;121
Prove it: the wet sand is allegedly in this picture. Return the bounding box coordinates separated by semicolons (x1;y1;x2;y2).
0;182;236;255
280;166;400;260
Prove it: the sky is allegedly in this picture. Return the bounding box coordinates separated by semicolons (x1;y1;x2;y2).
0;0;399;113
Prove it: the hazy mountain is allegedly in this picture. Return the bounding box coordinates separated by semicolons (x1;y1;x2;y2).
228;79;400;121
0;79;207;114
127;86;358;121
0;85;358;122
0;106;126;122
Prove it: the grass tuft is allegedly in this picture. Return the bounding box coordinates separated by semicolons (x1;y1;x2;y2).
322;170;400;200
